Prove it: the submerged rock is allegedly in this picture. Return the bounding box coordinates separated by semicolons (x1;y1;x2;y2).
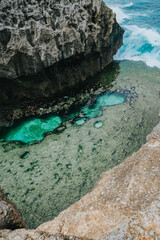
94;121;103;128
73;118;85;126
20;151;30;159
0;0;124;104
0;188;25;230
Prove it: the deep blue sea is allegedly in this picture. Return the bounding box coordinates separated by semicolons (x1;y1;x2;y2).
105;0;160;67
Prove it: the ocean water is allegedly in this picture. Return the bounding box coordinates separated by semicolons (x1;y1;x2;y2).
105;0;160;67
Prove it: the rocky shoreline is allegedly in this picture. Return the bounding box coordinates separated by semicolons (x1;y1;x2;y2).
0;120;159;239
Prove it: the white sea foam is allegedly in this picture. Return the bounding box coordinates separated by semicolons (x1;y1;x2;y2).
105;1;133;23
130;25;160;47
107;1;147;22
115;25;160;68
105;0;160;68
109;6;130;23
121;2;133;8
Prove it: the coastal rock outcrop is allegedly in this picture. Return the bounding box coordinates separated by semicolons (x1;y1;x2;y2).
0;188;25;230
0;0;124;104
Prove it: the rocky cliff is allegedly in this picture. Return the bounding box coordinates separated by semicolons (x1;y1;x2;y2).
0;0;124;104
0;122;159;239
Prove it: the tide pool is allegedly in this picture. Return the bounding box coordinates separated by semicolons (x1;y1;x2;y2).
1;116;62;143
0;60;159;228
0;92;125;143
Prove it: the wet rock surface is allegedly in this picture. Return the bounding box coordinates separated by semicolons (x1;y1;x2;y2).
0;0;123;104
0;188;25;230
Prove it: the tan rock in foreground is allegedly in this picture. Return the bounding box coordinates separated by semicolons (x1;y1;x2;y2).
37;123;160;239
0;230;85;240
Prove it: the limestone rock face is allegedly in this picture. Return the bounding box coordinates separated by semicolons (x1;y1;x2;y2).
36;122;160;239
0;188;25;230
0;0;124;104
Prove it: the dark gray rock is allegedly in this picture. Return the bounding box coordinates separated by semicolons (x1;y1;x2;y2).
0;0;124;104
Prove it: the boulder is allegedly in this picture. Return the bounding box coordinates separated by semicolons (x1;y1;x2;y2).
0;188;25;230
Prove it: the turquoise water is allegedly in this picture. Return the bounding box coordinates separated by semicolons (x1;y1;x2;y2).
1;116;62;143
2;0;160;143
0;61;159;228
0;92;125;143
105;0;160;67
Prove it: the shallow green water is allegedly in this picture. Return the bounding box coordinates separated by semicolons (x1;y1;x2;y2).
0;60;159;229
1;116;62;143
0;92;125;143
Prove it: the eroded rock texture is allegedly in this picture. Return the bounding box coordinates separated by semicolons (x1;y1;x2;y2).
0;0;124;104
0;231;87;240
0;188;25;230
